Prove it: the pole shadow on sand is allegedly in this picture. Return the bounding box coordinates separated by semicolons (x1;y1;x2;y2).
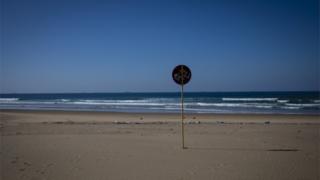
185;147;299;152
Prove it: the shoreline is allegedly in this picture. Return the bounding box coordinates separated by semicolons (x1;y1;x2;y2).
1;109;319;125
2;108;319;116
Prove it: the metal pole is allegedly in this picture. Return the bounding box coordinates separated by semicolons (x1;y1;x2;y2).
180;65;185;149
181;84;185;149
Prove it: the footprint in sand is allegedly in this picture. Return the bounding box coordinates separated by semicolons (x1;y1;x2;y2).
37;163;53;175
24;162;31;166
19;168;26;172
11;160;17;164
11;156;19;164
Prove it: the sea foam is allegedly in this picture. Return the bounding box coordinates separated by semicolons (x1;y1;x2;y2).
222;98;278;102
0;98;19;101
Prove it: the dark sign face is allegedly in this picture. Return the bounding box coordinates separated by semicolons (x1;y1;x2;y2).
172;65;192;85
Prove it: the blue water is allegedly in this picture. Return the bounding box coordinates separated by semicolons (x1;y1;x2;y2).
0;92;319;114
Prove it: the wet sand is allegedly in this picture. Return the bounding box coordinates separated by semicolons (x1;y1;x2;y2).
1;110;319;180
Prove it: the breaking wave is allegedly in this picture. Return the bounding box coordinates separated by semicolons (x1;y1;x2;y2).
0;92;319;114
222;98;278;102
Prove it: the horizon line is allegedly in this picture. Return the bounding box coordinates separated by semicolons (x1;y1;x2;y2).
1;90;319;95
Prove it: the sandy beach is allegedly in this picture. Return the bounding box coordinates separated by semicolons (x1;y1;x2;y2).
1;110;319;180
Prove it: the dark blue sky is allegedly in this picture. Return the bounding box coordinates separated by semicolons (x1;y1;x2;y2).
1;0;319;93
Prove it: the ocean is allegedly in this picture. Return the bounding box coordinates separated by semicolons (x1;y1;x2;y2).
0;92;319;114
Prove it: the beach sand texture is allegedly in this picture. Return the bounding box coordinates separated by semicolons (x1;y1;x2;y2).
1;110;319;180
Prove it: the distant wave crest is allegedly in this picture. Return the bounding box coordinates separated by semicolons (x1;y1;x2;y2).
0;93;319;114
0;98;19;102
222;98;278;102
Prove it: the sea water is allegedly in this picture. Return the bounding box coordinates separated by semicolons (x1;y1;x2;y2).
0;92;319;114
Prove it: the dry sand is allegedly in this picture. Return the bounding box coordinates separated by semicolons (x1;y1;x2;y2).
1;110;319;180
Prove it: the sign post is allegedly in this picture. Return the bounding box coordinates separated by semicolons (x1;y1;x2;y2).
172;65;192;149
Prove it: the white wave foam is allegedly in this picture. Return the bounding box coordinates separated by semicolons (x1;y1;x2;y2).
196;102;273;109
254;105;274;109
59;99;70;102
196;103;245;107
222;98;278;102
0;100;63;105
277;100;289;103
281;106;301;110
0;99;169;106
70;100;164;106
143;98;178;102
313;100;320;103
285;103;320;107
0;98;19;102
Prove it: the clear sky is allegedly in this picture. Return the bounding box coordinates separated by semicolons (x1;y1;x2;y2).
1;0;319;93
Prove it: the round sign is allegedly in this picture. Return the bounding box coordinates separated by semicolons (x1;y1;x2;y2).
172;65;192;85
